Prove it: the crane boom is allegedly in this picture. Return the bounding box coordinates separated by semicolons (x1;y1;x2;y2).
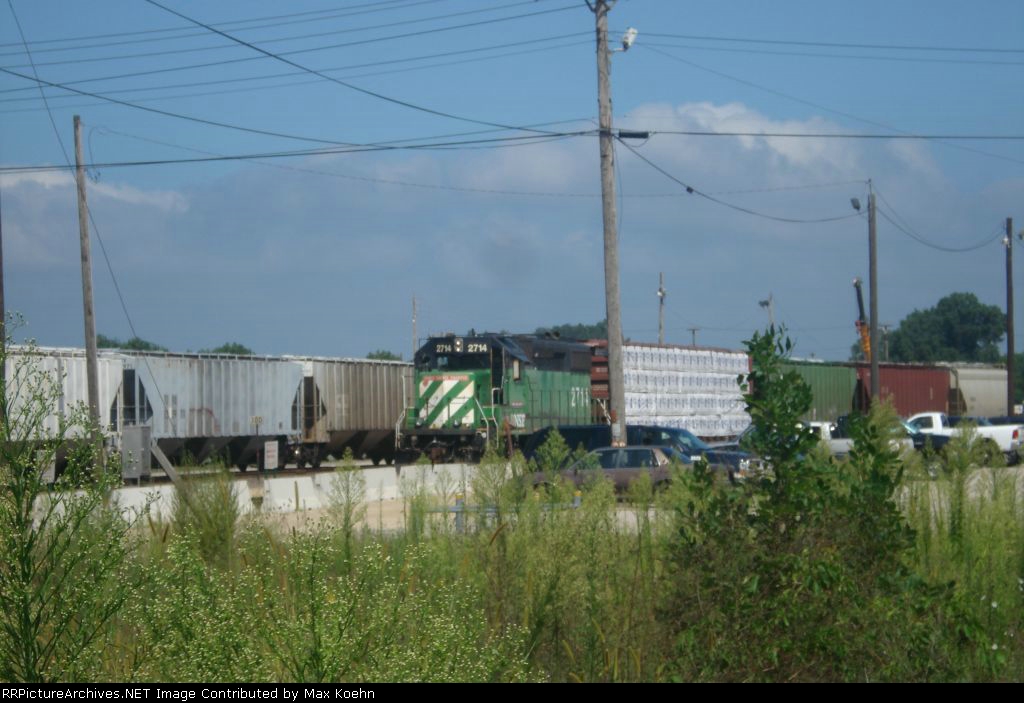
853;278;871;361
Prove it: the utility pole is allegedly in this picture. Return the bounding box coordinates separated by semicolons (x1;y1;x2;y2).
74;115;101;443
589;0;625;445
412;295;417;360
0;181;6;424
1006;217;1015;415
657;272;665;345
868;182;880;402
0;182;5;427
688;327;699;347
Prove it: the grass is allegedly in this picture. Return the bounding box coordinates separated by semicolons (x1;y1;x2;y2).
3;443;1020;682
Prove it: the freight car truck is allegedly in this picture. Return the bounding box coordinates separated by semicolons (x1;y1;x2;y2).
907;411;1022;463
399;334;593;462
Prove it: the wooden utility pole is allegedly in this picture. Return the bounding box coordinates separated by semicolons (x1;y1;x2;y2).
0;182;5;423
688;327;699;347
74;115;101;440
589;0;625;445
867;182;880;402
657;272;665;345
1007;217;1015;415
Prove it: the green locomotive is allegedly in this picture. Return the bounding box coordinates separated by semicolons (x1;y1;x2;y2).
399;334;594;461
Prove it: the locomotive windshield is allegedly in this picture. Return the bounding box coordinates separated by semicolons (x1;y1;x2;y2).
416;337;492;371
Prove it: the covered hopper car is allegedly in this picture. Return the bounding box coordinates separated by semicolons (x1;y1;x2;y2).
6;346;411;477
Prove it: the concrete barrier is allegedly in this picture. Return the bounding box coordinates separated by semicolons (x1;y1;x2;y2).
108;463;478;520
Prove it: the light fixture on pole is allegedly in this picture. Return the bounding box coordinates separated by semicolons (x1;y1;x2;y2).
759;294;775;327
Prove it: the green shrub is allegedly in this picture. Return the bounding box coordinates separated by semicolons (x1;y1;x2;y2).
0;338;142;682
662;327;973;682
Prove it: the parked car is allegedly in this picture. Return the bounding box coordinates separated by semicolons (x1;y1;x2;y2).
521;424;758;481
530;445;678;493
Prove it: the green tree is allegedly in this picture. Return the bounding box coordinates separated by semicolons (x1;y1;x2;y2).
97;334;167;352
366;350;401;361
888;292;1003;363
535;320;607;340
201;342;254;355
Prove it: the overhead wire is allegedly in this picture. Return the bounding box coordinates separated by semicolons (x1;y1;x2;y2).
873;188;1006;253
0;130;597;174
138;0;572;135
0;65;372;147
615;136;862;224
2;0;563;68
4;0;169;406
0;33;592;111
640;44;1024;166
83;125;601;197
0;3;581;98
652;130;1024;141
640;40;1024;67
637;31;1024;55
0;0;441;50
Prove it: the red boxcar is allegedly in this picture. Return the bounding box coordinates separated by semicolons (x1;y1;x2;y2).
853;364;950;417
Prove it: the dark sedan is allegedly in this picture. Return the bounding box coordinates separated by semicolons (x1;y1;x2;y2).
521;424;759;480
531;446;677;492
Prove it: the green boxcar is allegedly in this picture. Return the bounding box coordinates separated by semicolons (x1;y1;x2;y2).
401;334;592;461
782;361;857;422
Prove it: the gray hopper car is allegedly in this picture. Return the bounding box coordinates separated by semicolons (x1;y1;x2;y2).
6;346;412;477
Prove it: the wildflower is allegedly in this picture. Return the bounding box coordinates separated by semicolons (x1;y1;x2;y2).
991;643;999;651
992;601;998;609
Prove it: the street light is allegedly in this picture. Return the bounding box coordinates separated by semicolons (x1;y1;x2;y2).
759;294;775;327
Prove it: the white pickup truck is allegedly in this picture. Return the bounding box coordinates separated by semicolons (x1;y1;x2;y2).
906;412;1022;463
807;418;915;458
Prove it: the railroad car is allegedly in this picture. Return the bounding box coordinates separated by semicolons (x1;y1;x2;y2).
284;356;412;467
399;334;593;461
6;346;411;477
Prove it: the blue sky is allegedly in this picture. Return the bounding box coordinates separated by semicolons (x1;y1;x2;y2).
1;0;1022;360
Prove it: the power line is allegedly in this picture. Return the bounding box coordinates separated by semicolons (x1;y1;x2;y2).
873;189;1006;252
139;0;572;134
615;137;862;225
639;31;1024;55
0;0;438;49
5;0;168;408
642;40;1024;67
0;0;449;55
641;44;1024;166
2;0;559;68
0;33;591;109
653;130;1024;141
0;65;360;146
0;4;580;98
86;125;603;197
0;130;596;174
